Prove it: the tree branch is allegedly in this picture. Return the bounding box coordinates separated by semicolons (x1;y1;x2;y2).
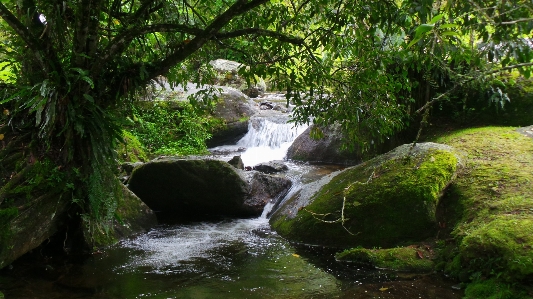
0;3;41;58
500;18;533;25
91;23;204;75
146;0;269;76
113;0;269;87
215;28;304;44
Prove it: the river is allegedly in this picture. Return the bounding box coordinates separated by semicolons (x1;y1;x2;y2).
0;110;463;299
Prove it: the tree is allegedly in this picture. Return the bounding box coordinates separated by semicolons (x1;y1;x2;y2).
0;0;307;250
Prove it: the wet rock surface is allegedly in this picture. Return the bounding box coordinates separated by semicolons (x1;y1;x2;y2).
208;88;258;147
252;161;289;174
242;172;292;216
228;155;244;170
0;193;70;270
286;124;362;165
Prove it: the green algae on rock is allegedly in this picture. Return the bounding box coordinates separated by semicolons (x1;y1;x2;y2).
270;142;461;248
336;246;435;273
85;184;158;247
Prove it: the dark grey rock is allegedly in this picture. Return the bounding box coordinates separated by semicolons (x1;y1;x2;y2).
121;162;144;175
0;193;70;269
243;172;292;215
127;158;292;220
228;155;244;170
286;124;362;165
208;88;258;147
128;158;250;218
253;161;289;174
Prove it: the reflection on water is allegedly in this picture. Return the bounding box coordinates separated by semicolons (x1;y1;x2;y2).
1;217;462;299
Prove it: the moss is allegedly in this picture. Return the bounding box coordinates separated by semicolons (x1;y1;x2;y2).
272;146;459;248
117;130;148;163
336;246;435;272
459;216;533;282
426;127;533;295
464;278;532;299
0;207;18;250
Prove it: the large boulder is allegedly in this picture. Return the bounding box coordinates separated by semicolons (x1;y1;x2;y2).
0;194;70;269
127;158;291;220
286;124;410;165
208;88;258;147
209;59;244;73
286;124;362;165
0;184;157;268
270;142;462;248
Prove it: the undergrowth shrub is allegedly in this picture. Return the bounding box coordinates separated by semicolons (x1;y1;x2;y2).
127;101;217;157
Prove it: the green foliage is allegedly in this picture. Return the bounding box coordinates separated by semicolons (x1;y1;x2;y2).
117;130;148;163
128;101;214;156
0;0;531;255
81;161;123;247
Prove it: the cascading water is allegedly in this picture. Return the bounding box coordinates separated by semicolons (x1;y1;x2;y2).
237;116;308;166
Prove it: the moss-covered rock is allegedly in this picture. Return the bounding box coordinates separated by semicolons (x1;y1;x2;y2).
0;194;70;269
459;216;533;282
336;246;435;272
426;127;533;298
128;158;250;219
464;278;532;299
117;130;148;163
86;185;157;247
207;88;257;147
286;124;363;165
270;142;461;248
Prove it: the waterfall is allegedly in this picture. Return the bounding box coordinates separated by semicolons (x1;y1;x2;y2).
237;117;308;167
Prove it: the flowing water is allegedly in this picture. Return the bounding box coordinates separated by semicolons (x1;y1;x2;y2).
0;111;463;299
237;116;308;166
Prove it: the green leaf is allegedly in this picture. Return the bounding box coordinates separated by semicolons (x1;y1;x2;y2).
440;31;460;37
429;14;444;24
80;76;94;89
83;94;95;103
414;24;434;39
